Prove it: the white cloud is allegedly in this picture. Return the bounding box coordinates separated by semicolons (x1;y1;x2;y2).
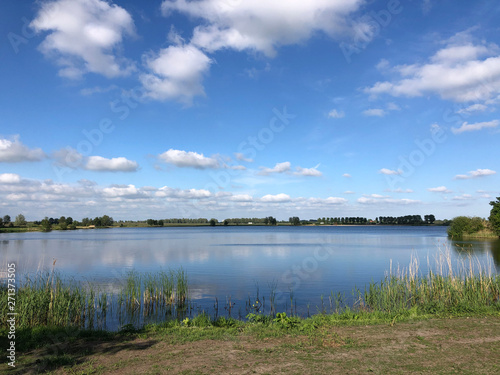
455;169;496;179
365;32;500;103
457;103;488;114
162;0;365;57
376;59;390;71
294;166;322;177
229;194;253;202
342;173;352;178
155;186;211;199
451;120;499;134
452;194;474;201
260;193;291;203
428;186;452;193
85;156;138;172
390;188;414;193
158;149;219;169
363;108;386;117
0;173;21;184
379;168;402;175
234;152;253;162
344;190;355;194
0;135;45;162
52;147;84;168
258;162;291;175
102;184;142;198
31;0;136;79
140;44;212;104
357;196;420;205
386;102;401;111
323;197;347;204
328;109;345;119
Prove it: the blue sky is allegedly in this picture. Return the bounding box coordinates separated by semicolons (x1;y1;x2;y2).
0;0;499;221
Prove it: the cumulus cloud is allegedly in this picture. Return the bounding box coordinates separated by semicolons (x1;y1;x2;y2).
155;186;211;199
258;162;291;175
454;169;496;179
162;0;365;57
451;120;499;134
294;166;322;177
328;109;345;118
428;186;452;193
229;194;253;202
364;31;500;104
389;188;414;193
260;193;291;202
0;173;22;184
52;147;84;168
456;103;488;114
158;149;219;169
452;194;474;201
342;173;352;178
151;1;367;102
0;135;46;162
379;168;402;175
357;196;420;205
85;156;139;172
234;152;253;163
52;148;138;172
140;44;212;104
102;184;142;198
363;108;386;117
31;0;136;79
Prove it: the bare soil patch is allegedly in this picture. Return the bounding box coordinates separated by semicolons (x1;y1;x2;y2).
10;316;500;375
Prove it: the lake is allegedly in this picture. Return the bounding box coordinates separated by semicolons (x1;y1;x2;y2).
2;225;499;326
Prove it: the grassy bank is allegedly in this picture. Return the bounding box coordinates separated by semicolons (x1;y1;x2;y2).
461;228;499;239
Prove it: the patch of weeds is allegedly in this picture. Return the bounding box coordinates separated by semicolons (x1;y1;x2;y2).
273;312;301;329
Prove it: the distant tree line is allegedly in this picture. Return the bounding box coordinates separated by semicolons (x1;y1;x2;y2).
378;215;434;225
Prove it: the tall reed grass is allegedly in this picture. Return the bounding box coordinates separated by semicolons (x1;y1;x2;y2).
359;246;500;315
0;267;190;330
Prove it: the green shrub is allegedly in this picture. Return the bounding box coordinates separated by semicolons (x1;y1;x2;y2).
447;216;484;237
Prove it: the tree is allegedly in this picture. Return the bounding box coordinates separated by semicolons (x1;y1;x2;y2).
289;216;301;226
59;216;68;230
41;217;52;232
14;214;27;227
158;219;164;227
223;219;229;226
489;197;500;236
209;218;217;226
448;216;484;238
0;217;3;227
3;215;11;225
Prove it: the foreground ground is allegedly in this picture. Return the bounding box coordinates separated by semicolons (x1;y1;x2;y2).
7;316;500;374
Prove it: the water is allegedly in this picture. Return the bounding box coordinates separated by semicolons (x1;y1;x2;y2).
2;226;499;326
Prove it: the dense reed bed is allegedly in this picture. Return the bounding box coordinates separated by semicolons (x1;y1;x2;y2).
0;267;190;330
359;249;500;315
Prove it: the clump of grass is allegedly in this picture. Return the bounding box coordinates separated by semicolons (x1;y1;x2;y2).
0;267;190;330
361;246;500;315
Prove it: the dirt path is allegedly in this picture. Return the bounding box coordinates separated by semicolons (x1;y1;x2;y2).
12;317;500;374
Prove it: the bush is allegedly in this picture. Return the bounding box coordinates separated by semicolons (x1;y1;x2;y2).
489;197;500;237
447;216;484;238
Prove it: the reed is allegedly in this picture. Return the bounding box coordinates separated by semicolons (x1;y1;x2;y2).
360;246;500;315
0;267;190;330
